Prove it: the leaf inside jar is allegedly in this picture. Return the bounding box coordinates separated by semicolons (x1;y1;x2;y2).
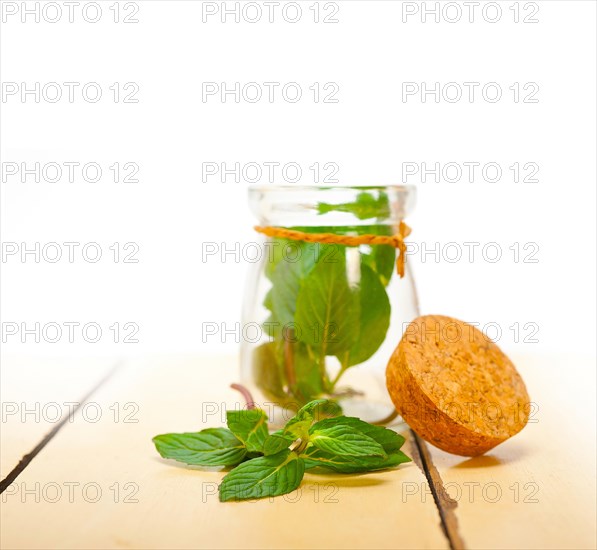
255;192;396;407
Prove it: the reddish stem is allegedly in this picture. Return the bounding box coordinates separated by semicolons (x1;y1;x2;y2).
230;383;256;410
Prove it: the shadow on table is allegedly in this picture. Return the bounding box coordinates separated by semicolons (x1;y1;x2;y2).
152;456;389;488
152;456;226;472
450;443;530;469
451;455;504;469
305;464;412;487
305;474;387;489
429;436;530;470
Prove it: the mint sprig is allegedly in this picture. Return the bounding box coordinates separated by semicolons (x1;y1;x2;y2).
255;191;396;407
153;399;411;502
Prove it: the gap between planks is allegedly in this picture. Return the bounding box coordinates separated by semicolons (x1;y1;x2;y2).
0;360;122;494
410;430;466;550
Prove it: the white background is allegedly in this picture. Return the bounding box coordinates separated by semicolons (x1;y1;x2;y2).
1;0;595;359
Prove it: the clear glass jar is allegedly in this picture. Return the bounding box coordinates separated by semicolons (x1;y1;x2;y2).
241;185;418;426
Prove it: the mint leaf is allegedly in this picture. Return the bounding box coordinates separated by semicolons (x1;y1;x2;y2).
317;191;391;221
312;416;405;454
283;419;312;440
263;288;274;312
283;399;342;439
297;398;342;420
264;237;292;280
301;447;411;473
252;342;287;401
226;409;269;453
219;450;305;502
357;223;396;287
152;428;246;467
309;424;386;458
254;339;325;406
289;342;326;402
294;259;360;356
368;244;396;287
345;262;391;367
270;258;302;327
269;242;320;327
263;433;294;456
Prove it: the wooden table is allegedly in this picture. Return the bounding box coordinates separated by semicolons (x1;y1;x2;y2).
1;353;595;549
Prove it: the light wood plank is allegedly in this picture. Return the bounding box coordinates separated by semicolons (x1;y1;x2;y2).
0;355;117;480
0;354;448;550
424;352;597;550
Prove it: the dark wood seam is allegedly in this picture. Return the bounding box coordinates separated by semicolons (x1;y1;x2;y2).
0;360;122;493
410;429;466;550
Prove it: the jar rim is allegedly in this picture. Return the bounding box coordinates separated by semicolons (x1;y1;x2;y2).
248;185;416;226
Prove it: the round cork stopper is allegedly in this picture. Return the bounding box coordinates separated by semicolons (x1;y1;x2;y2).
386;315;530;456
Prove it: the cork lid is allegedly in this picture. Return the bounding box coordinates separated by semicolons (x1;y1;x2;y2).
386;315;530;456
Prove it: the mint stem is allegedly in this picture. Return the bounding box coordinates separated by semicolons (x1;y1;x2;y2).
329;353;350;390
283;332;298;395
230;383;256;410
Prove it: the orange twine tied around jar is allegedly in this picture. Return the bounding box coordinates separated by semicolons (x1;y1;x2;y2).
254;221;412;278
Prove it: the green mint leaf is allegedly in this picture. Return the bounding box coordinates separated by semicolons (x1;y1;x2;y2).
283;399;342;439
219;450;305;502
309;424;386;458
344;262;391;367
316;191;391;221
312;416;405;454
301;448;411;473
252;342;287;401
263;433;295;456
226;409;269;453
357;223;396;287
270;257;301;327
294;259;360;357
297;398;342;420
152;428;246;467
253;340;325;407
367;243;396;287
264;237;291;280
269;242;321;327
283;419;311;440
263;288;274;312
289;342;326;403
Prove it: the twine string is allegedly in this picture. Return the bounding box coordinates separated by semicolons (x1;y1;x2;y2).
254;221;411;278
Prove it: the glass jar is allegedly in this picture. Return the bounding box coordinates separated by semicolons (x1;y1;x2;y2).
241;185;418;426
